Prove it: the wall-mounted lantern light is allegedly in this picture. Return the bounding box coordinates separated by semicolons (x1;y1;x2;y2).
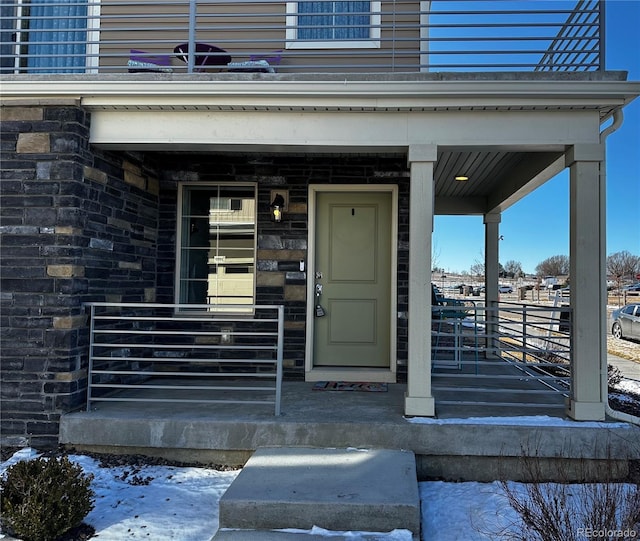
270;191;287;222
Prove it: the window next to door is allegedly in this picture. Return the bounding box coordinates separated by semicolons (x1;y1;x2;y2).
176;184;257;312
286;1;381;49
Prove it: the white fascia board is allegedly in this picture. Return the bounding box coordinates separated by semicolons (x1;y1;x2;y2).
2;79;639;112
89;108;600;150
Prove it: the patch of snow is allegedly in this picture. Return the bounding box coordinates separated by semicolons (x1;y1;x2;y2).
276;526;414;539
0;451;238;541
615;379;640;395
404;415;632;428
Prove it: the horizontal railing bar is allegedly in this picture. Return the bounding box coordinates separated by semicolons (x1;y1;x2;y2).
435;401;566;408
91;371;276;377
432;386;567;395
91;357;277;364
91;368;273;376
90;384;275;391
92;330;278;336
92;343;276;350
92;312;276;319
431;373;569;381
433;360;570;369
85;302;282;309
90;397;276;405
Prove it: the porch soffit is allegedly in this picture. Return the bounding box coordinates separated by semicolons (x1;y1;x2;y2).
3;76;637;215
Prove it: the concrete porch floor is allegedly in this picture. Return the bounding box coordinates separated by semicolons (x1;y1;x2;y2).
60;370;640;481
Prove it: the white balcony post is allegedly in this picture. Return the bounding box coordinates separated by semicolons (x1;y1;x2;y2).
566;143;606;421
484;212;501;357
405;144;437;417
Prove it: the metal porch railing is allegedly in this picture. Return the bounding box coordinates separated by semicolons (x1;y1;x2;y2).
1;0;603;74
84;302;284;415
432;302;572;411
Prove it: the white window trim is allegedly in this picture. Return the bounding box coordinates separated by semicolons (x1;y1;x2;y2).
286;1;381;50
86;0;101;73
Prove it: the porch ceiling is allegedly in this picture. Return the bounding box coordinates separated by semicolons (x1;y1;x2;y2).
4;73;638;214
148;146;563;215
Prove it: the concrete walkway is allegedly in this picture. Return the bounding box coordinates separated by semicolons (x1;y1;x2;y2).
608;352;640;382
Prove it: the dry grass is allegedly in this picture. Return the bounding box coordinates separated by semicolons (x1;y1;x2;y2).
608;335;640;363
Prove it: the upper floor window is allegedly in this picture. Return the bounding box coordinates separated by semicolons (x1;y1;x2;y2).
287;1;381;49
2;0;92;74
176;184;257;313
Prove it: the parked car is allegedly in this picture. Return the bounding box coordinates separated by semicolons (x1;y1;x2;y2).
611;303;640;341
498;285;513;294
623;283;640;292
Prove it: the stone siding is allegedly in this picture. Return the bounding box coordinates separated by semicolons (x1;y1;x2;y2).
1;103;410;447
152;154;410;379
1;104;160;447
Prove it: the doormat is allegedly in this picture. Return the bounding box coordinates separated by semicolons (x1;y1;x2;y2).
312;381;388;392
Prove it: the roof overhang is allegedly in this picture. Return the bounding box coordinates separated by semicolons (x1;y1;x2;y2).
2;73;639;121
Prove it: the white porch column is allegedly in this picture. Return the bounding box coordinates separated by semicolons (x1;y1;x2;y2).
405;144;437;416
484;212;501;356
484;213;501;305
566;144;606;421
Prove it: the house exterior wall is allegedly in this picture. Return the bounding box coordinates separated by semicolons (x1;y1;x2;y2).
97;0;420;73
0;103;411;447
0;103;161;446
152;153;411;378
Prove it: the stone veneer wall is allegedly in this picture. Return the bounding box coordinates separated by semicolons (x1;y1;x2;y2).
151;154;410;380
1;103;410;447
1;104;160;447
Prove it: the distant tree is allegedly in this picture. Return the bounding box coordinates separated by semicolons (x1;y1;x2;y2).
607;251;640;283
535;255;569;277
469;251;485;277
470;262;485;276
432;241;441;273
504;260;524;279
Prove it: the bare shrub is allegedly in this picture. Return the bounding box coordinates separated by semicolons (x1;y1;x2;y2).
499;480;640;541
608;364;624;388
1;456;95;541
495;445;640;541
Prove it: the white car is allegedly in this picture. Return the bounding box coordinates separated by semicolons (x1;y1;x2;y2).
498;285;513;294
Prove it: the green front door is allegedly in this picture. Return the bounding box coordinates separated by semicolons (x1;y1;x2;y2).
313;191;392;368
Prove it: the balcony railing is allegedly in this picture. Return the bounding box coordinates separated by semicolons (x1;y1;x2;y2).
432;301;572;412
1;0;603;75
84;303;284;415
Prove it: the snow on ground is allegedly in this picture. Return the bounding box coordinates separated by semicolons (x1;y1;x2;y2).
1;443;638;541
0;448;238;541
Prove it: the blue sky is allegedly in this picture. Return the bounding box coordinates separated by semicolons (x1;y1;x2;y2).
433;0;640;275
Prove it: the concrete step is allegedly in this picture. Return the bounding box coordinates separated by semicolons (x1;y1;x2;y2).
216;447;420;537
212;529;413;540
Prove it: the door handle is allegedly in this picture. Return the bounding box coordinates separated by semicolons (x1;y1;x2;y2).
314;282;326;317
